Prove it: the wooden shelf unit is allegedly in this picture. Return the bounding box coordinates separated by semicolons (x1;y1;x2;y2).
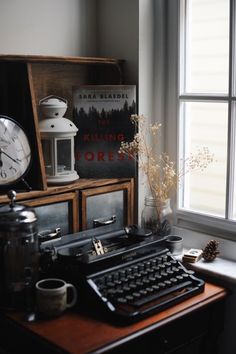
0;55;135;233
0;54;124;191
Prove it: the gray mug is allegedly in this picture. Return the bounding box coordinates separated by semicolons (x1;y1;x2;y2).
36;278;77;318
165;235;183;256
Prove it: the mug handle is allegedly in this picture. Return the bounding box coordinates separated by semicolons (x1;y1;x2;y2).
65;283;77;308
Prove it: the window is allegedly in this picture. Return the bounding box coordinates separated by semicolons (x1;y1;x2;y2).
177;0;236;237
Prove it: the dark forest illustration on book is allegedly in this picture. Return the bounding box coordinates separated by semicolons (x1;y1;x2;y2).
73;85;136;178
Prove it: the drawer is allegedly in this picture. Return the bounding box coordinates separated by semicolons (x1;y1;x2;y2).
80;181;134;230
22;192;78;236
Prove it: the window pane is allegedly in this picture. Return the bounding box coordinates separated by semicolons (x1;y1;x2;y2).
179;101;228;216
185;0;229;94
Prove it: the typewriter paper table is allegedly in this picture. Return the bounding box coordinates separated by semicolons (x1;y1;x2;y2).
0;282;227;354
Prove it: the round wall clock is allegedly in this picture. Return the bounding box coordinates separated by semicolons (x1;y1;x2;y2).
0;115;32;186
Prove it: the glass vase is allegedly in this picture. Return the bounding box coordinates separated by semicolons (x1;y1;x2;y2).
141;196;173;236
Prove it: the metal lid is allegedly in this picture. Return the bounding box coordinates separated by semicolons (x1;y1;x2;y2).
0;190;37;225
39;95;67;108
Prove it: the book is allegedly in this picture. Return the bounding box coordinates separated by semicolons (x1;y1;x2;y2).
73;85;136;178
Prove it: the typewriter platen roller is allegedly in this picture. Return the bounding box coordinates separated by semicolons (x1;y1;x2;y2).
39;225;205;323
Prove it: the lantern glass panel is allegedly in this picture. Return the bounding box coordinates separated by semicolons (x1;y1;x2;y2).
42;139;53;175
57;139;72;173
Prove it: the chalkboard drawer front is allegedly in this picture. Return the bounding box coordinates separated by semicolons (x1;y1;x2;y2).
80;181;134;230
22;192;78;236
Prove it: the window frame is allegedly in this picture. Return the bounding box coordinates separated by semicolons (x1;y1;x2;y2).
166;0;236;241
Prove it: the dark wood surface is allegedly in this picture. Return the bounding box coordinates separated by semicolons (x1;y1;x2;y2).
0;178;133;202
2;282;227;354
0;54;123;65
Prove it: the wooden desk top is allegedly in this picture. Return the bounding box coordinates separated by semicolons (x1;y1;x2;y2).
2;282;227;354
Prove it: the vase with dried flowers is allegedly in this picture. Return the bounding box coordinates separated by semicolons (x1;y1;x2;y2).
118;114;214;236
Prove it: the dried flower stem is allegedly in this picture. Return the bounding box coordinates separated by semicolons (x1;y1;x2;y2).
119;114;214;207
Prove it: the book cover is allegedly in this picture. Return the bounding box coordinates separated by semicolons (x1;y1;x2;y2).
73;85;136;178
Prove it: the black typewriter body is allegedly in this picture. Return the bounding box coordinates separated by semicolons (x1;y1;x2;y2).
39;226;205;324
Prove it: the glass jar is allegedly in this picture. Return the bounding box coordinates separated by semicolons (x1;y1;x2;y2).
0;190;39;309
141;196;173;236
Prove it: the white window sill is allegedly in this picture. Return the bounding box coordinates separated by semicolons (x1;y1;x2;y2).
177;251;236;286
173;227;236;286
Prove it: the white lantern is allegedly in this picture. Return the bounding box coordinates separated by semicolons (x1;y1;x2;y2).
39;95;79;185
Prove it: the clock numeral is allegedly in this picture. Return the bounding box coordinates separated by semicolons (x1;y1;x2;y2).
9;166;17;173
0;170;7;179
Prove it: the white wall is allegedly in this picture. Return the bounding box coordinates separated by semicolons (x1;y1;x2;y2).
97;0;139;85
138;0;155;218
0;0;97;57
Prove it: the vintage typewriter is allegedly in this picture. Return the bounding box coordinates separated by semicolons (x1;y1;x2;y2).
39;225;205;323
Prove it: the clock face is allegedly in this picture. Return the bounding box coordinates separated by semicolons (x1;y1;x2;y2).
0;116;32;186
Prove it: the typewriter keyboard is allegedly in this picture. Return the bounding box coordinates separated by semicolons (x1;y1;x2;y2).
86;248;205;321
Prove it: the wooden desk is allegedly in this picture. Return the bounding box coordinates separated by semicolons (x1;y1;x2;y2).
0;282;227;354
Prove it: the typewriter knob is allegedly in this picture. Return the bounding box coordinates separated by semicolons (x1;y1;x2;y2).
124;225;152;239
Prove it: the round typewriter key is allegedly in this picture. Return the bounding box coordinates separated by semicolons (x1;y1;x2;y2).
129;283;137;289
123;285;131;292
132;265;139;271
170;259;177;264
158;282;166;289
182;273;190;279
133;292;141;298
127;274;135;280
136;280;143;287
147;268;154;273
164;280;172;286
140;289;147;296
133;272;140;278
125;295;134;302
152;285;160;291
146;287;154;293
107;281;115;287
119;270;126;276
159;264;166;269
153;265;160;271
117;297;127;304
107;288;116;295
154;274;162;280
170;278;178;284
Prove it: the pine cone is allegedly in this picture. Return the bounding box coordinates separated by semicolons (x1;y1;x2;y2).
202;239;220;261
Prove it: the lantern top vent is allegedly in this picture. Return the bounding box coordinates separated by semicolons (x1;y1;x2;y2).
39;95;68;118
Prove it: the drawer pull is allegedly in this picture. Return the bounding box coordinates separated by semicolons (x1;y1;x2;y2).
93;215;116;228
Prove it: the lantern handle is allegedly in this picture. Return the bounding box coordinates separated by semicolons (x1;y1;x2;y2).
39;95;68;106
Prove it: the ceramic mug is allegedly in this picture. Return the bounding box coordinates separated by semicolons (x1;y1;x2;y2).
35;278;77;318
